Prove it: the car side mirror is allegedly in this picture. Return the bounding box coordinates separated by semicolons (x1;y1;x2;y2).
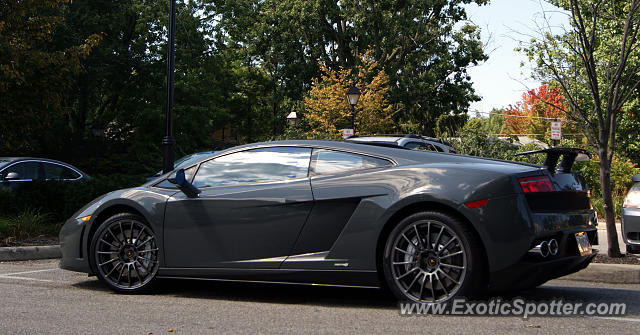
168;169;201;198
633;174;640;183
3;172;20;181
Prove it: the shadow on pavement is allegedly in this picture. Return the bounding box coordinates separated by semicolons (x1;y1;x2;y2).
72;277;640;315
73;277;397;309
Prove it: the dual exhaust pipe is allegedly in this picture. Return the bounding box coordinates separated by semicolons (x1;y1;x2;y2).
529;239;559;257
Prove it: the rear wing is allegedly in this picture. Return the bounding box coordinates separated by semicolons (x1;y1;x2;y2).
514;147;592;173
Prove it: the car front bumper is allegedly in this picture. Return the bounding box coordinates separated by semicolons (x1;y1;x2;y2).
58;217;91;274
622;207;640;245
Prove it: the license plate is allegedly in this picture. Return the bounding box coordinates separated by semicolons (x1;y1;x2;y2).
575;232;593;256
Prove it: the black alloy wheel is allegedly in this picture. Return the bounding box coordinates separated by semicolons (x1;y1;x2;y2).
383;211;486;303
90;213;159;293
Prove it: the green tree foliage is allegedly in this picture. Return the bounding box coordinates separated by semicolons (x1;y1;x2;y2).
13;0;236;173
208;0;488;136
616;98;640;166
0;0;100;152
453;117;546;163
303;52;395;139
2;0;489;174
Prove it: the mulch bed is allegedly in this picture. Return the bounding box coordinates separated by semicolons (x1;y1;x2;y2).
592;252;640;265
0;236;59;248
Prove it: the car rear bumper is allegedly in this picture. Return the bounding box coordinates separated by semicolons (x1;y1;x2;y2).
622;207;640;245
489;253;595;291
488;227;597;290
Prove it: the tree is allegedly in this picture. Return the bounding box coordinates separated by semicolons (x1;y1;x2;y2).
303;53;395;139
523;0;640;256
615;98;640;165
207;0;488;136
0;0;100;153
503;84;578;142
48;0;236;173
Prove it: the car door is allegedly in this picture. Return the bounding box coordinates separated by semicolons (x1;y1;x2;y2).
0;161;42;189
163;146;313;269
283;149;394;267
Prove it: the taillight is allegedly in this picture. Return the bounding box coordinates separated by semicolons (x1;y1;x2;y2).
518;176;554;193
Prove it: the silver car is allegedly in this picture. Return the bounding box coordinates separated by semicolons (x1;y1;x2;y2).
622;174;640;254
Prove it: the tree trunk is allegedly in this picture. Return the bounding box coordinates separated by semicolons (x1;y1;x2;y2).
598;152;623;257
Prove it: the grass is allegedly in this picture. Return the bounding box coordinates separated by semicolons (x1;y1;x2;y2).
0;208;60;242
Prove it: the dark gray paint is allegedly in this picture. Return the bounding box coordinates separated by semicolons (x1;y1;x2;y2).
59;140;597;289
163;178;313;268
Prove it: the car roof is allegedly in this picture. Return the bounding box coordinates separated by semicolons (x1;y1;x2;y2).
0;157;72;164
212;139;451;165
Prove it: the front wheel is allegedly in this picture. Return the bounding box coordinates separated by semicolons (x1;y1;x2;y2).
382;211;486;303
90;213;159;293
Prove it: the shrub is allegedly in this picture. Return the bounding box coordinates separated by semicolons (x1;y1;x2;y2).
0;208;56;240
575;156;640;198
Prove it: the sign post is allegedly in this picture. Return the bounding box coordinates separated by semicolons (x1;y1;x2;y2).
343;128;354;139
551;119;562;147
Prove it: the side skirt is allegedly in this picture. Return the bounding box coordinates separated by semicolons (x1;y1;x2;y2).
157;268;381;288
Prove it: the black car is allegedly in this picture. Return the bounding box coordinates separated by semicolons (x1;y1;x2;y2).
59;141;596;303
0;157;89;189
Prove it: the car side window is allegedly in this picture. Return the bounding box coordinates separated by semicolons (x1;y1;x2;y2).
43;163;80;180
405;142;437;152
3;162;40;180
192;147;312;188
311;150;392;175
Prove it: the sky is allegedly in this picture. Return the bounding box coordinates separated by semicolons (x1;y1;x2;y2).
464;0;569;115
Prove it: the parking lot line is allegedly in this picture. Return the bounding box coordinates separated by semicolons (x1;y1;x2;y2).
0;268;61;283
0;268;59;277
0;275;57;283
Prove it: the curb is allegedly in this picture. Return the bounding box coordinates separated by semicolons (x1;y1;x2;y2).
561;263;640;284
0;245;61;262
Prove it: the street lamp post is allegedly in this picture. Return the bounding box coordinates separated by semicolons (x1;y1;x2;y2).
345;83;361;131
162;0;177;174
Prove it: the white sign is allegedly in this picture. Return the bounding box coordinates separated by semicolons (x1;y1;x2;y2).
342;128;354;139
551;121;562;140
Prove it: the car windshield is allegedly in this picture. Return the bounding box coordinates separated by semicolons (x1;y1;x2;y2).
174;152;216;169
150;152;217;179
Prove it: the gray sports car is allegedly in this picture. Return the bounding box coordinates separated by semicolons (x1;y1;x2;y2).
59;140;597;303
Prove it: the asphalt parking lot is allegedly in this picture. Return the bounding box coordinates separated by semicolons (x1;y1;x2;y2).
0;259;639;334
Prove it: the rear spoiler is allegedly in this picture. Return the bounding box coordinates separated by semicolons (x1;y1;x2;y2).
514;147;592;173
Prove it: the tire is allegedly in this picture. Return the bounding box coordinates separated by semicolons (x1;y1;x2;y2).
90;213;159;293
382;211;486;303
627;244;640;254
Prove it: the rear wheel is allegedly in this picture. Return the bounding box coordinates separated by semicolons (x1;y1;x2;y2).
90;213;159;293
382;211;486;303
